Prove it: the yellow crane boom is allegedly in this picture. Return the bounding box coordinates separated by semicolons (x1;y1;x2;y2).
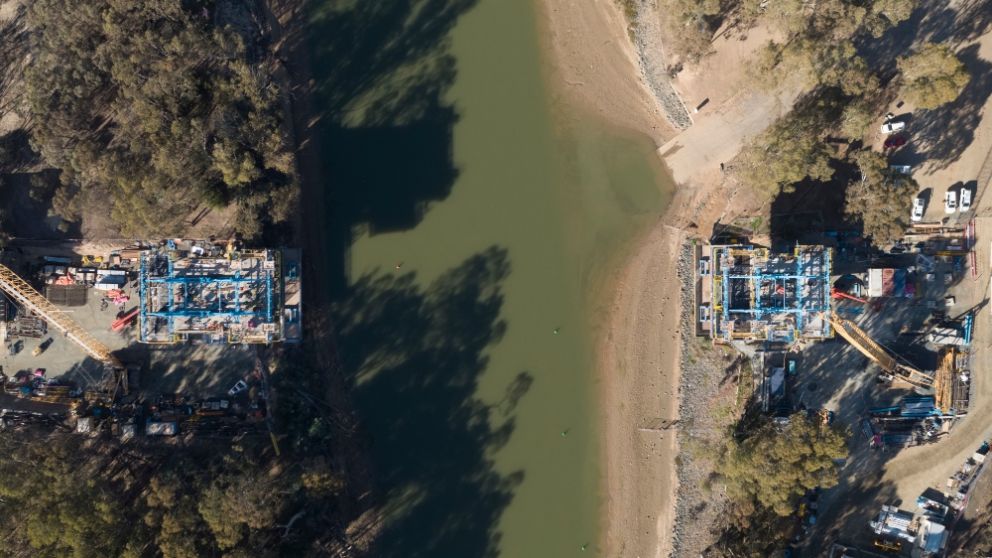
933;347;955;413
828;313;932;388
0;263;123;369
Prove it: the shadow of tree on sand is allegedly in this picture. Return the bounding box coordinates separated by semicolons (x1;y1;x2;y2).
331;246;529;558
902;43;992;171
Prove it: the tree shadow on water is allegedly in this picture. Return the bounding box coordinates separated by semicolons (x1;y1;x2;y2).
277;1;521;554
304;0;479;291
332;246;529;558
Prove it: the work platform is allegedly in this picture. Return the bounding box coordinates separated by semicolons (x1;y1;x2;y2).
697;244;832;343
138;241;301;344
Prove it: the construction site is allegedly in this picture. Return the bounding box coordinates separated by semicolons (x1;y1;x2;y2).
0;239;302;441
697;244;833;343
694;222;984;556
138;242;299;345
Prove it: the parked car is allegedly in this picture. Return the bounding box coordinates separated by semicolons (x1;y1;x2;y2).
890;164;912;174
945;190;957;213
884;135;907;149
911;197;925;222
227;379;248;396
880;121;906;134
960;187;972;211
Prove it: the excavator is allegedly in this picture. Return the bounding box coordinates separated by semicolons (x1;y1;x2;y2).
0;262;127;397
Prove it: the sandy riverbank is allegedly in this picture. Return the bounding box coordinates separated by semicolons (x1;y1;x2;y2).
534;0;677;145
534;1;782;556
598;220;685;558
534;1;688;557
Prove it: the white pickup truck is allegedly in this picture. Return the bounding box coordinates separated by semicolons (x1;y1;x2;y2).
960;188;972;211
911;197;925;222
881;121;906;134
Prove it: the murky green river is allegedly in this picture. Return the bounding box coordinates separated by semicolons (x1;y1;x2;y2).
309;0;674;556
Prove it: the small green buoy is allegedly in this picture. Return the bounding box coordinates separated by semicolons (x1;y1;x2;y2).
580;543;588;551
553;327;560;335
561;429;569;437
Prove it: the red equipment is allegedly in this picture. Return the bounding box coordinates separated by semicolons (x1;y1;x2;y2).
831;288;867;304
111;308;139;332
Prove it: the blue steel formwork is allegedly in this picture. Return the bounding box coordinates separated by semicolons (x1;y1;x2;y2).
710;244;832;342
138;247;283;344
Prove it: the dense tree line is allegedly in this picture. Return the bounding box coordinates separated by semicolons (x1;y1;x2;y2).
0;354;355;557
707;413;848;557
659;0;916;64
0;433;347;558
21;0;297;238
898;43;971;109
735;94;839;198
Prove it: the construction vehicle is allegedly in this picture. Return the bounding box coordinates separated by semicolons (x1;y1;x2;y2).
32;337;53;356
0;263;127;396
872;538;901;553
828;312;933;389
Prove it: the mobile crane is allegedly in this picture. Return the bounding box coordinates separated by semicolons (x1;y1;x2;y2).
0;263;127;396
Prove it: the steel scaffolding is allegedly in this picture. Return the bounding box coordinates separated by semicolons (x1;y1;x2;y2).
138;247;282;344
707;244;832;342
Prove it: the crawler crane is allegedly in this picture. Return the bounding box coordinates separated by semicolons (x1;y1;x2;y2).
0;263;127;395
828;312;934;390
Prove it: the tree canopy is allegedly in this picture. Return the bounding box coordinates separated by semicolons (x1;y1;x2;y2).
659;0;722;62
716;413;848;517
23;0;297;237
898;42;971;110
735;99;837;197
845;150;918;246
747;0;915;95
0;436;125;558
0;431;344;558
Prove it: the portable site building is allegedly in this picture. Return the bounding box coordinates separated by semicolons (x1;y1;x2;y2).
868;268;912;298
871;505;916;542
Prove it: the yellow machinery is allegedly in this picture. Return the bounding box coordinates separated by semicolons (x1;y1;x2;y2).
932;347;955;414
0;263;125;393
828;313;933;389
873;538;901;553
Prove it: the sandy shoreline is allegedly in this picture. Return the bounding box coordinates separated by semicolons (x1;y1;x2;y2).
534;0;677;146
598;220;685;558
533;1;691;557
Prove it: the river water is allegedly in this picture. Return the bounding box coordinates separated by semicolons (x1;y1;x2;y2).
308;0;674;556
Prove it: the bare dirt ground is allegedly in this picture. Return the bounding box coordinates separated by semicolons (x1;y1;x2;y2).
530;0;992;555
658;20;799;188
801;7;992;552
